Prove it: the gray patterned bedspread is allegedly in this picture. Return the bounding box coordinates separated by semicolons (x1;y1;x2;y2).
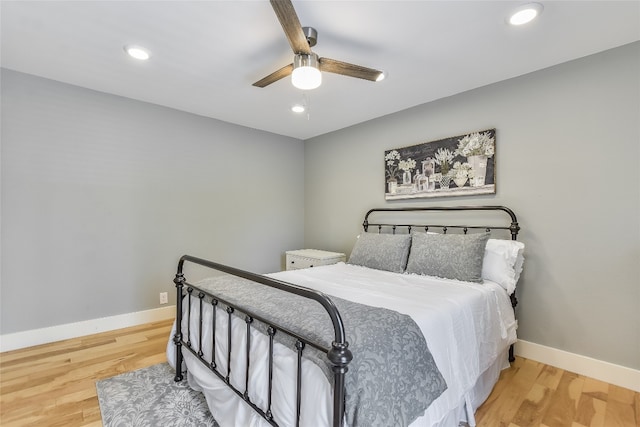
194;275;447;427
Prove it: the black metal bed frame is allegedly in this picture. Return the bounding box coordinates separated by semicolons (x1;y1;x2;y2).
172;205;520;427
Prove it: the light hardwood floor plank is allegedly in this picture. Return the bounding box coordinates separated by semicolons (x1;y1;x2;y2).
581;376;609;402
476;357;545;426
604;398;636;427
511;382;554;427
574;393;606;427
537;364;564;390
540;371;584;427
635;392;640;426
2;320;638;427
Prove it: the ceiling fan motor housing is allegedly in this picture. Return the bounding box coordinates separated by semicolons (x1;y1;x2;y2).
302;27;318;47
294;52;319;69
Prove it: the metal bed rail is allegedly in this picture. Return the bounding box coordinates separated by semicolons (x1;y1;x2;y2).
363;205;520;240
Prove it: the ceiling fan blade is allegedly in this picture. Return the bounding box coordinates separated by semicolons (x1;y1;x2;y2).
252;63;294;88
270;0;312;55
319;57;384;82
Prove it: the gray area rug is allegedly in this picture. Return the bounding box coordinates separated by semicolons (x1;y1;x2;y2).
96;363;219;427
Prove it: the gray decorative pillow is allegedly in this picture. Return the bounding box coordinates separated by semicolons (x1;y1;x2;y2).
348;233;412;273
406;232;490;282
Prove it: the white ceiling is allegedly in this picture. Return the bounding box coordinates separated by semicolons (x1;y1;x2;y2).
2;1;639;140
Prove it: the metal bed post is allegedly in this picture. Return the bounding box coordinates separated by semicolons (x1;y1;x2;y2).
173;271;185;382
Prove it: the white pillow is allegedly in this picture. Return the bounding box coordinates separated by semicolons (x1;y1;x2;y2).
481;239;525;295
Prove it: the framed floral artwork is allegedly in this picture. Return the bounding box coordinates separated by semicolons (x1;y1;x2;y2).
385;129;496;200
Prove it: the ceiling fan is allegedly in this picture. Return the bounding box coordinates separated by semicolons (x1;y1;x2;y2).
253;0;385;90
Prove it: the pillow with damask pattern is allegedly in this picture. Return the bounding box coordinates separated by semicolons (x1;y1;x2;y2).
347;233;411;273
406;232;490;283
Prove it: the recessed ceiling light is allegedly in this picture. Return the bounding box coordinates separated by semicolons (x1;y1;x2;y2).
507;3;543;26
124;45;151;60
291;104;306;113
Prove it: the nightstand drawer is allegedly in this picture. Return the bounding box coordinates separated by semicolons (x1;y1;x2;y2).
285;249;346;271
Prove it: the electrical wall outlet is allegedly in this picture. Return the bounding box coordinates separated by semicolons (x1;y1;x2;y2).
159;292;168;304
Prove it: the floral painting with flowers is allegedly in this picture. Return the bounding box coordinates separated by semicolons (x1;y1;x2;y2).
384;129;496;200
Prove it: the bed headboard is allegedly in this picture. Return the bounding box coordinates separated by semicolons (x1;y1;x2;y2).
362;205;520;241
364;205;521;361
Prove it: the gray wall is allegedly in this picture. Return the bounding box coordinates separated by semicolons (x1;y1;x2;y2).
304;42;640;370
1;69;305;334
2;42;639;370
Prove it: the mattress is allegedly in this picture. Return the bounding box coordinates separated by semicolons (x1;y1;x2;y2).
167;262;517;426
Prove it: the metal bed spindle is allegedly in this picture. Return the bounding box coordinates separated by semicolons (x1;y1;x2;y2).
187;287;193;347
295;340;305;427
211;299;217;369
226;306;233;384
266;326;276;421
198;292;204;357
244;315;253;402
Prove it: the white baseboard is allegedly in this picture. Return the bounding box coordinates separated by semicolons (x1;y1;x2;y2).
0;305;176;353
2;313;638;392
515;339;640;392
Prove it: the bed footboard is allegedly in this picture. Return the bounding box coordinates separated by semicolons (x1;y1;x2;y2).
173;254;352;427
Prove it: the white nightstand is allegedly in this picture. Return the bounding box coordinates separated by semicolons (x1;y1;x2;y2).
285;249;346;271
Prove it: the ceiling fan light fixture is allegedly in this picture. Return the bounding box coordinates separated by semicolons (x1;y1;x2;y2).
508;3;543;26
292;53;322;90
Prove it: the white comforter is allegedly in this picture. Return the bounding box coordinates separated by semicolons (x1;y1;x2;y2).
167;262;517;426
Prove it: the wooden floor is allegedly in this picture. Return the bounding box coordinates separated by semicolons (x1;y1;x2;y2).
1;320;638;427
475;357;639;427
0;319;174;427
